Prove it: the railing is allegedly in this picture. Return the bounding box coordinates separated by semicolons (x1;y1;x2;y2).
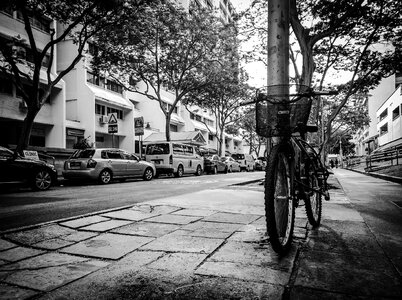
365;147;401;172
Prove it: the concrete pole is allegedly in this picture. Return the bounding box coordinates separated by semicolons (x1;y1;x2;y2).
267;0;289;91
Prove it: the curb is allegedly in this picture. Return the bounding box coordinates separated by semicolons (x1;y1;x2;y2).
345;168;402;184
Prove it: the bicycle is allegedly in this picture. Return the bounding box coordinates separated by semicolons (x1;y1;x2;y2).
252;85;332;255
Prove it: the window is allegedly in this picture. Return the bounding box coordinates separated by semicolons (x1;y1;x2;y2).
379;108;388;121
146;143;170;155
16;10;51;33
88;43;99;57
190;113;195;120
170;124;178;132
392;106;400;120
106;107;123;119
87;72;106;88
184;146;194;155
173;144;184;154
95;104;106;115
0;78;13;95
195;115;202;122
106;80;123;94
380;123;388;136
106;151;122;159
208;134;214;141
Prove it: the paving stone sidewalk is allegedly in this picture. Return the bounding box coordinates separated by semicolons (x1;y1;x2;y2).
0;174;401;299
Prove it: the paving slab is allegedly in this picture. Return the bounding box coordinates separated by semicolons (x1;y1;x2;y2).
59;215;110;228
130;204;181;215
0;252;89;271
61;233;154;260
59;231;99;242
180;221;242;239
79;219;133;232
0;283;38;300
101;209;159;221
322;203;364;222
111;222;181;237
2;260;109;292
3;224;76;245
147;252;208;274
195;261;290;285
0;239;17;251
140;231;224;253
143;214;202;225
0;246;44;262
202;212;261;224
295;249;402;298
146;189;265;215
170;208;217;217
208;241;295;272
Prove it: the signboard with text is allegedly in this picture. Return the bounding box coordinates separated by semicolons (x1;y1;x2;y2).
134;116;144;136
108;124;118;134
23;150;39;160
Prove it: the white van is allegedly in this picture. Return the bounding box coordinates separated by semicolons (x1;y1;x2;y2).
145;142;204;177
231;153;255;172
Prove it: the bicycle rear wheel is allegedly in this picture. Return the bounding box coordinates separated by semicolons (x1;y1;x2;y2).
305;162;322;227
265;144;295;255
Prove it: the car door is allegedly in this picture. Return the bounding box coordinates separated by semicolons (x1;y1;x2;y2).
124;152;142;177
105;150;126;177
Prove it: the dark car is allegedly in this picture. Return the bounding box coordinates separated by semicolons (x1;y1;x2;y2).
0;146;57;191
204;154;228;174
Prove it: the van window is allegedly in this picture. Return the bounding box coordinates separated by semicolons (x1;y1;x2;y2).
232;154;245;160
146;143;170;155
184;145;194;155
173;144;184;154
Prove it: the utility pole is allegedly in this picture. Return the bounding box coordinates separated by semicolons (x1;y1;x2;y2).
267;0;290;145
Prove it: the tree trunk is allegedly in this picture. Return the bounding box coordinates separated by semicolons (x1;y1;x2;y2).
16;107;39;155
218;131;224;156
165;114;171;142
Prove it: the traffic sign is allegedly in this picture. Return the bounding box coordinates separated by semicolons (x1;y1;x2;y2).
108;124;118;133
108;113;118;124
134;116;144;136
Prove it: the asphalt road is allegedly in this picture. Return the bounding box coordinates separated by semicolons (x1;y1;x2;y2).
0;172;264;232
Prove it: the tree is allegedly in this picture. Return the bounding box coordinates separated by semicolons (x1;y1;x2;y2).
184;24;253;156
238;107;267;157
92;1;223;142
240;0;402;160
0;0;137;154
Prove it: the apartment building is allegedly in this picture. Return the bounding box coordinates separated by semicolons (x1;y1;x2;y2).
0;1;242;156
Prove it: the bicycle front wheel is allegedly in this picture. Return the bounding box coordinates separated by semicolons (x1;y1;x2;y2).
265;144;295;255
305;162;322;227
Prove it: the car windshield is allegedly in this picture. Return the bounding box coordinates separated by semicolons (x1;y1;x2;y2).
146;143;170;155
232;154;244;160
71;149;95;158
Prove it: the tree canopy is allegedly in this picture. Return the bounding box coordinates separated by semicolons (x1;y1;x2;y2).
92;1;225;141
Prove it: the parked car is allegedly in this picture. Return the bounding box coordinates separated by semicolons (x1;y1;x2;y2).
231;153;255;171
255;156;267;171
0;146;57;191
204;154;228;174
63;148;156;184
145;142;203;177
221;156;241;172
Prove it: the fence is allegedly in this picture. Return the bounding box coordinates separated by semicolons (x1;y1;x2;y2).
365;147;401;172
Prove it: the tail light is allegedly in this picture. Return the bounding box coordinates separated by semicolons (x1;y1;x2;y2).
87;159;97;168
169;154;173;164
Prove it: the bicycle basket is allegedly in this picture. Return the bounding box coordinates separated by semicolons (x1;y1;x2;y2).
256;85;313;137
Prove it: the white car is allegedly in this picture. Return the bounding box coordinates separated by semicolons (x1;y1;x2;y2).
221;156;241;172
63;148;156;184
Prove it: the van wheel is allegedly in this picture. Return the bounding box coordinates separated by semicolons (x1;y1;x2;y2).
176;165;184;177
195;165;202;176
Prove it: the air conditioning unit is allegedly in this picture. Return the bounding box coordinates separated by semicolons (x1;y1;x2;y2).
99;115;109;124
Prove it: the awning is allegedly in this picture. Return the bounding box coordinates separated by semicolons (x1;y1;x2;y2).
87;84;132;109
170;113;185;125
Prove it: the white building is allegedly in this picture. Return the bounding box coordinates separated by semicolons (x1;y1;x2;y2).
0;1;243;156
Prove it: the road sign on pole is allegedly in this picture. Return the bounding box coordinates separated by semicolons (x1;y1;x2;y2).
108;113;118;124
134;117;144;136
108;124;118;133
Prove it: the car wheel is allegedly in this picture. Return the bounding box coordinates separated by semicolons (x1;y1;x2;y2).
175;165;184;177
98;169;112;184
143;167;154;181
195;165;202;176
32;169;53;191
